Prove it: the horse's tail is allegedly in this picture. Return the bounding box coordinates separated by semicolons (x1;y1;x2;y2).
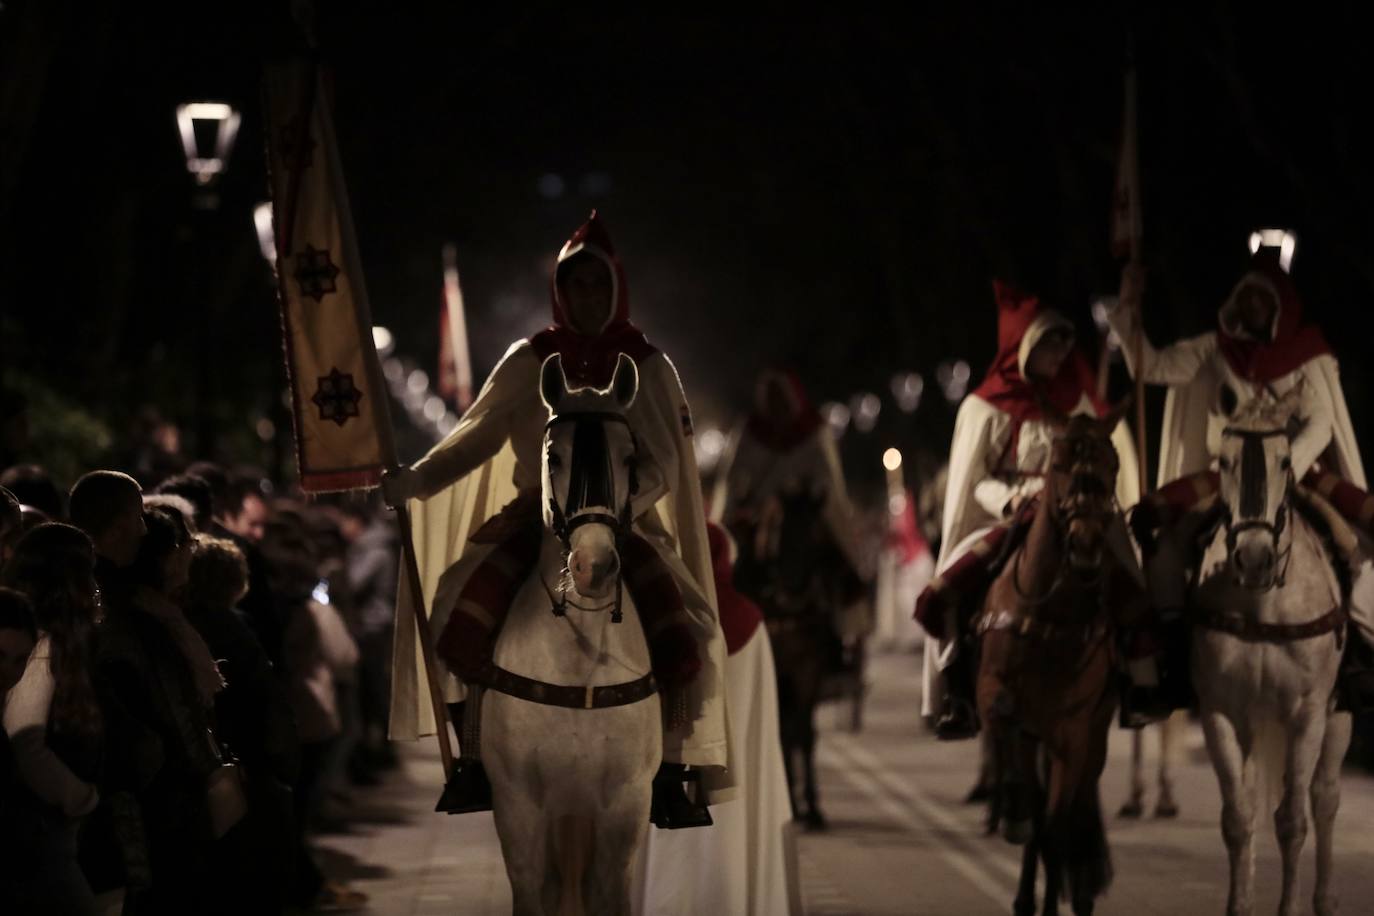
1062;784;1114;904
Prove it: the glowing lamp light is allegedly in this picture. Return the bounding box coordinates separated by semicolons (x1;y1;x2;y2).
890;372;924;413
821;401;851;438
176;102;241;186
937;360;971;403
1092;298;1121;351
253;202;276;265
371;326;394;354
882;448;903;472
423;395;447;423
1248;228;1297;272
406;369;429;395
851;392;881;433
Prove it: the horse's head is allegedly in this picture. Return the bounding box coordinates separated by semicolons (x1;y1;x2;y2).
1044;407;1125;577
1217;388;1301;591
539;352;640;601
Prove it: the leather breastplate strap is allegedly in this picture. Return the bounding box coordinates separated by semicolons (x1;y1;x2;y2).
485;664;658;710
1192;606;1344;643
976;609;1109;645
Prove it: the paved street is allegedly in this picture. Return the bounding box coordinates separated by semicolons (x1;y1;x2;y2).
315;650;1374;914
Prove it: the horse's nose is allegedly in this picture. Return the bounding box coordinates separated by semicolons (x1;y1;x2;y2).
570;549;619;594
1232;540;1275;583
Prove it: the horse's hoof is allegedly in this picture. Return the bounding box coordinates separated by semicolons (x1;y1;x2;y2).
1117;799;1144;819
1003;817;1032;845
804;810;829;832
1315;893;1339;916
1154;800;1179;819
1013;897;1036;916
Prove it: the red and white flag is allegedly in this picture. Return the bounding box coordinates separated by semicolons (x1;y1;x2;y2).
263;60;392;492
1110;62;1143;261
437;243;474;412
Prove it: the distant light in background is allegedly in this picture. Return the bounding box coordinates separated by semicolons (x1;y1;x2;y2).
821;401;851;438
851;392;881;433
890;372;924;413
255;417;276;441
1091;298;1120;351
423;395;446;422
253;202;276;265
382;358;403;383
882;448;903;472
176;102;240;186
437;412;459;437
371;325;394;355
537;173;566;199
407;369;429;394
937;360;971;403
888;492;908;516
695;427;727;472
1248;227;1297;272
579;172;614;196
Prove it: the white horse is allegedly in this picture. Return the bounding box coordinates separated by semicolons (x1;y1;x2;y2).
482;353;662;916
1192;391;1352;916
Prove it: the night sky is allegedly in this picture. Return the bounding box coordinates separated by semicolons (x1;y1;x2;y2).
4;4;1373;498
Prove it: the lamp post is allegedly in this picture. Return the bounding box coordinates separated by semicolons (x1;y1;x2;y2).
1248;227;1297;272
176;101;240;457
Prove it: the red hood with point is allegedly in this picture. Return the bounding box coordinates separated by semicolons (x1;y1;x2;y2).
971;279;1105;425
1216;248;1331;383
530;211;657;389
745;369;824;452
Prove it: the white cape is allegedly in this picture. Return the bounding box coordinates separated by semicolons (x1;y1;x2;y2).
633;626;797;915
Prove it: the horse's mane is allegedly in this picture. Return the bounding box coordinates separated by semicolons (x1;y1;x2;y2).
1227;385;1303;433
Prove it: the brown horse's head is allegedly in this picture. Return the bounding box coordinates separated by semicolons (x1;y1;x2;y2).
1043;407;1126;577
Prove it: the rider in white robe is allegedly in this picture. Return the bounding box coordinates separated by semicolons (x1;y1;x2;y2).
919;281;1142;737
385;214;733;805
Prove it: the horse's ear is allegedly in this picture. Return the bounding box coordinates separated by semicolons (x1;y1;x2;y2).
610;353;639;410
540;354;568;412
1099;395;1132;431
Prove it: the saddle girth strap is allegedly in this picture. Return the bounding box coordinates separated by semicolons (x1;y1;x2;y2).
1192;606;1344;642
976;609;1110;645
485;665;658;710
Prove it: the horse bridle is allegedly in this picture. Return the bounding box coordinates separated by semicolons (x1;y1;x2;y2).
1219;425;1295;591
543;411;640;623
1011;431;1120;604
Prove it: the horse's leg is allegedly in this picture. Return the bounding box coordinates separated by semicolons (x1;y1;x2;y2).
586;796;651;916
1200;710;1256;916
1014;832;1040;916
802;655;826;830
1119;729;1146;818
552;815;594;916
1312;711;1352;916
1276;710;1325;916
1155;713;1180;818
774;646;802;818
491;791;549;916
1039;810;1062;916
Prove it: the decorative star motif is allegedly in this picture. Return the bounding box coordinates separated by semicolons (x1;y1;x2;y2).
312;368;363;427
278;115;317;169
295;245;341;302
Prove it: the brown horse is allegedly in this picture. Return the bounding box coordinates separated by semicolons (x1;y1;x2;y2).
976;410;1145;916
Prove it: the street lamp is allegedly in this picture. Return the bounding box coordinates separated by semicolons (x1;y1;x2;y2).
253;201;276;266
176;102;241;187
1248;228;1296;272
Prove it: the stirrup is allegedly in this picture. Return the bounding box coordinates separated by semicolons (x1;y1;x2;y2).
435;757;493;815
650;766;713;830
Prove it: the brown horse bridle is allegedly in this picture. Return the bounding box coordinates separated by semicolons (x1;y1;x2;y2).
1217;424;1295;592
1010;425;1121;606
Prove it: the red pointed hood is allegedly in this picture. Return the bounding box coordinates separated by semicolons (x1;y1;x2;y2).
530;211;657;388
745;369;824;452
971;280;1105;424
1216;248;1331;383
967;280;1104;422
